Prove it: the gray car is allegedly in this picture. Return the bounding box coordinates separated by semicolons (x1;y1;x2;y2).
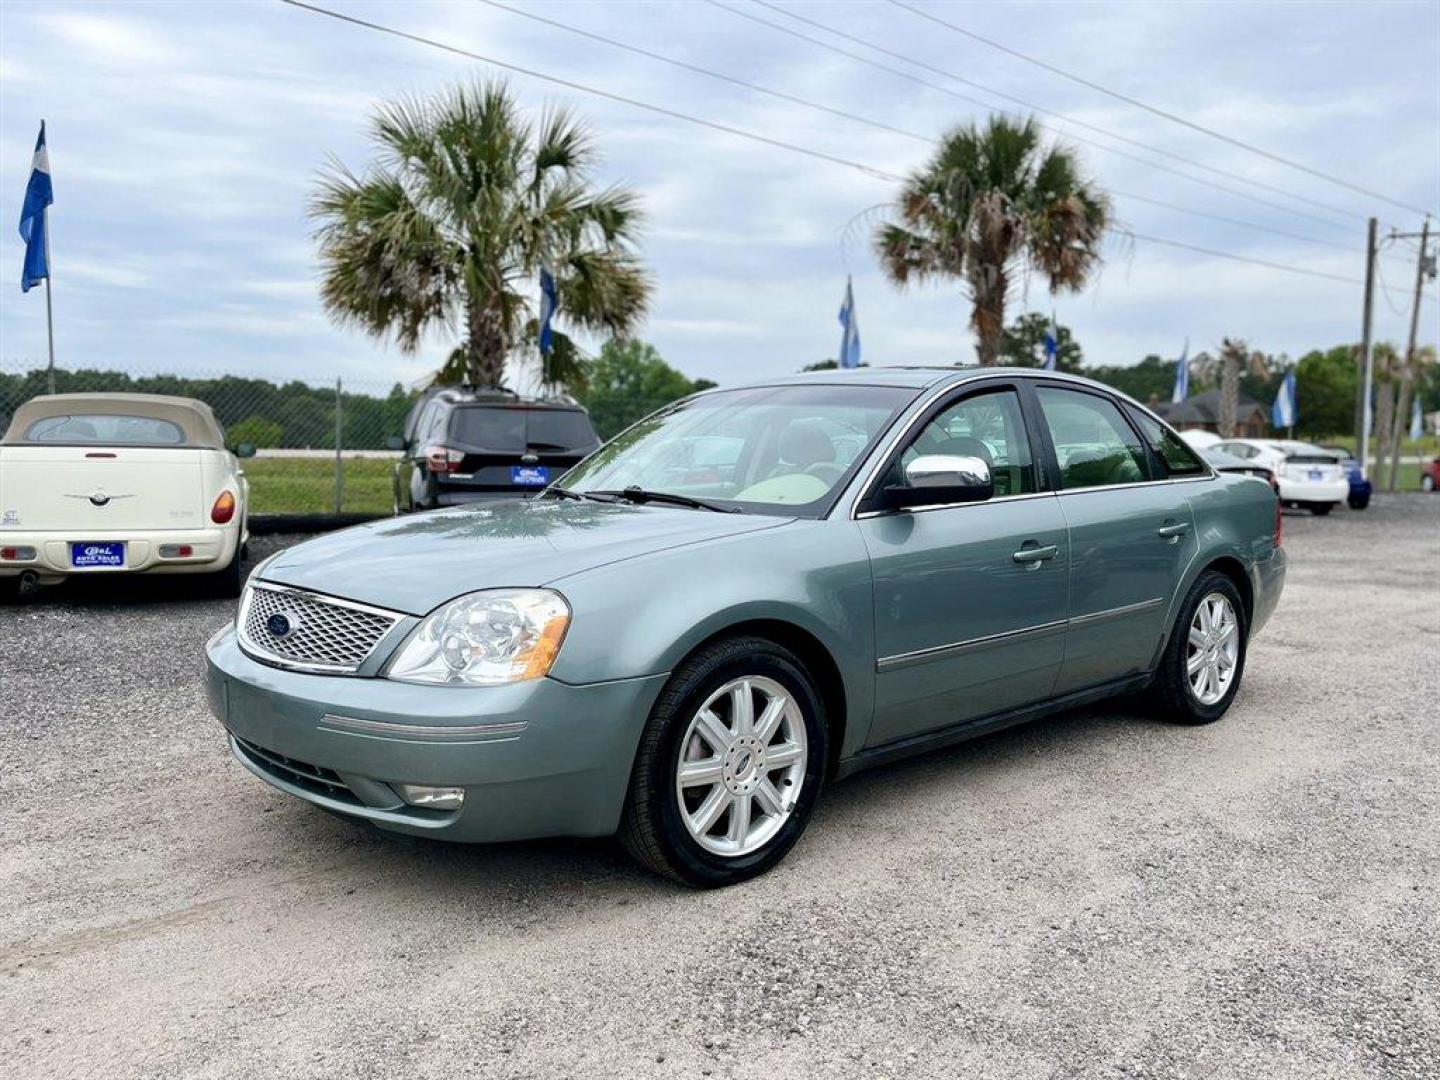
206;368;1286;886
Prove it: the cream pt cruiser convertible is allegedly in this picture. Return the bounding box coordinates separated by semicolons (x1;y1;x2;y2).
0;392;252;597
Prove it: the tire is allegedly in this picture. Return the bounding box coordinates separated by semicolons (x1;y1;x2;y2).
1347;495;1369;510
1149;571;1248;725
619;636;829;887
1423;475;1436;492
204;545;245;599
1310;503;1333;516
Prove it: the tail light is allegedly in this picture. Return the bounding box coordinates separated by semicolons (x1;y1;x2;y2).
1;546;37;561
424;445;464;474
1274;500;1283;548
1274;460;1288;477
211;490;236;524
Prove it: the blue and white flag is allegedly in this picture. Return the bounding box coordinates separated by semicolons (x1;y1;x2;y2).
538;266;557;355
1043;313;1058;371
1410;393;1424;441
19;121;52;293
1171;339;1189;403
1272;368;1297;429
837;276;861;369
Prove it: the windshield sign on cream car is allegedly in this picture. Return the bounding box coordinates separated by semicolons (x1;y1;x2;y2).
205;369;1285;886
1;393;253;597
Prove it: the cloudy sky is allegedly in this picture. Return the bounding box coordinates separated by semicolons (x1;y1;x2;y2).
1;0;1436;393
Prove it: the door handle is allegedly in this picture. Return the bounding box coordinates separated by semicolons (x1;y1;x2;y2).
1157;522;1190;541
1012;544;1059;565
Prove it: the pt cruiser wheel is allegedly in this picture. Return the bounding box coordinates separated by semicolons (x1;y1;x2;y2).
621;637;828;886
1151;570;1248;724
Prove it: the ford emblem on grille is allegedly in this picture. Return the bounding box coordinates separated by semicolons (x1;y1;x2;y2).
266;612;300;639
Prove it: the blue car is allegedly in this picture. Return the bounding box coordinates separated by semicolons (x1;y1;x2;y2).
1321;446;1372;510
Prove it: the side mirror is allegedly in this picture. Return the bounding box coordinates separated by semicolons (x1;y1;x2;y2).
233;443;257;459
385;435;406;452
884;454;993;510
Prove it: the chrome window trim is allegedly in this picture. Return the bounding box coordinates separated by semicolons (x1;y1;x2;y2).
855;489;1056;521
319;713;528;741
876;597;1166;672
236;580;404;675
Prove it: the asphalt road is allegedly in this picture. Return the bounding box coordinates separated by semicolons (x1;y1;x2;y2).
2;497;1437;1080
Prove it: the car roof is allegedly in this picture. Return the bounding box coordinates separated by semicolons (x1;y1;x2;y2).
2;391;226;447
717;366;1145;399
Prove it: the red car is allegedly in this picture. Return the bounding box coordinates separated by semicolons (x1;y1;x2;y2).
1423;457;1440;492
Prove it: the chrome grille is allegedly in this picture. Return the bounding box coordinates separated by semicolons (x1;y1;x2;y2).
237;582;400;673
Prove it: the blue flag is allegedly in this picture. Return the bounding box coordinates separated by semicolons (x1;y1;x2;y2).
1043;313;1058;371
837;276;861;369
538;266;557;355
1410;393;1424;441
19;121;52;292
1171;339;1189;403
1272;368;1297;429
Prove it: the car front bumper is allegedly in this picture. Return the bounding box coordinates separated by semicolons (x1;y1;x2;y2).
0;526;238;579
204;627;667;842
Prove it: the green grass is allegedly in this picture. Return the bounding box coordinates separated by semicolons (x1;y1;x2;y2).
243;456;395;515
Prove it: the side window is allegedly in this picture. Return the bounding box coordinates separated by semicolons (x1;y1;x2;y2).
1036;387;1150;490
424;404;450;443
896;388;1036;497
1132;410;1208;477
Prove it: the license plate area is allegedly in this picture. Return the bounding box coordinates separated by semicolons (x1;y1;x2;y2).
1308;469;1324;481
72;541;125;567
511;466;549;487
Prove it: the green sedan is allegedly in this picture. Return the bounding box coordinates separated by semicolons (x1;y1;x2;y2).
205;368;1285;887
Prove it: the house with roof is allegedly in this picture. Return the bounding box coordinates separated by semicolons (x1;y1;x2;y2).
1153;389;1269;437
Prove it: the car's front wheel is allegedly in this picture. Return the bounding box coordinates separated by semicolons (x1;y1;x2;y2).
1150;571;1248;725
619;636;828;887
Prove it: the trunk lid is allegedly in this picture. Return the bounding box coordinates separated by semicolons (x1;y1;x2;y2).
0;446;207;530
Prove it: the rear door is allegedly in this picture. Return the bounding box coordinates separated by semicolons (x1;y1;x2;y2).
0;446;206;529
1031;383;1200;694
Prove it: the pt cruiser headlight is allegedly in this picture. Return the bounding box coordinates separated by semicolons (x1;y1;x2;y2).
385;588;570;686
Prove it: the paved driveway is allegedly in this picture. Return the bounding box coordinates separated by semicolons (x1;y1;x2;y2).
2;498;1436;1079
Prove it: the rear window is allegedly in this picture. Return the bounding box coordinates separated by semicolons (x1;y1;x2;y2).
1131;410;1208;478
24;413;187;445
448;407;598;452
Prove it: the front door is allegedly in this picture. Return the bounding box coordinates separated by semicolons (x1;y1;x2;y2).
1032;384;1200;694
859;385;1068;747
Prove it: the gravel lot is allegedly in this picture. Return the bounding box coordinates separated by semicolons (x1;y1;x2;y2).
2;498;1437;1080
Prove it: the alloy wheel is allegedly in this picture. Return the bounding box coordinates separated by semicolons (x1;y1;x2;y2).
1187;592;1240;705
674;675;808;858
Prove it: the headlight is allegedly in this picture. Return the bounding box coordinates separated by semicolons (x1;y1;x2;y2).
385;588;570;686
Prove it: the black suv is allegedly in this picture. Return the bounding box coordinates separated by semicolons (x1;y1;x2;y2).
389;387;601;513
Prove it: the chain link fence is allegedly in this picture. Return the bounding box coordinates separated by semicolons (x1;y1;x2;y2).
1;359;688;520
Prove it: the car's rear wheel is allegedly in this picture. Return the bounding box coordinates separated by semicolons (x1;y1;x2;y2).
619;636;828;887
1347;495;1369;510
1309;503;1333;516
1150;571;1248;725
205;545;245;599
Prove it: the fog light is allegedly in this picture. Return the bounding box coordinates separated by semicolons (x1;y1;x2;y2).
1;546;37;561
158;544;194;558
393;783;465;810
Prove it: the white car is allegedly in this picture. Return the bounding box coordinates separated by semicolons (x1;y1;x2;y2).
1211;437;1348;515
0;392;252;596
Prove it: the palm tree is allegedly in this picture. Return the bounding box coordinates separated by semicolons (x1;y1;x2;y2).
875;116;1110;365
312;81;651;390
1217;338;1269;436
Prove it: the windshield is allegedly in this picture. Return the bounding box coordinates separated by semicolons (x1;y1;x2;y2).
448;406;598;452
558;384;913;517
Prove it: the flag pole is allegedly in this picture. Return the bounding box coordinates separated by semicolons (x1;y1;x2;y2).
43;202;55;395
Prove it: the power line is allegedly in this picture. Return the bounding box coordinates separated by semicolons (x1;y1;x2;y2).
476;0;933;146
737;0;1365;228
278;0;1403;295
483;0;1380;259
886;0;1434;218
277;0;906;183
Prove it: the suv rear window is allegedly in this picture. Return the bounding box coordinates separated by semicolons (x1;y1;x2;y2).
25;413;187;445
448;407;598;452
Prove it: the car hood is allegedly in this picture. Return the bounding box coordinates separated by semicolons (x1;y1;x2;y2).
260;498;791;615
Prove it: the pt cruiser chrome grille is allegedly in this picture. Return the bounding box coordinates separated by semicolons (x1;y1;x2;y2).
237;581;401;673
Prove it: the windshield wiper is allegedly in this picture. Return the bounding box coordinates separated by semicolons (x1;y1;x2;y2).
588;487;742;514
545;486;616;504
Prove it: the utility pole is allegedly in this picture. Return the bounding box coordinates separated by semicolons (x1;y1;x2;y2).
1358;217;1378;477
1387;217;1433;490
